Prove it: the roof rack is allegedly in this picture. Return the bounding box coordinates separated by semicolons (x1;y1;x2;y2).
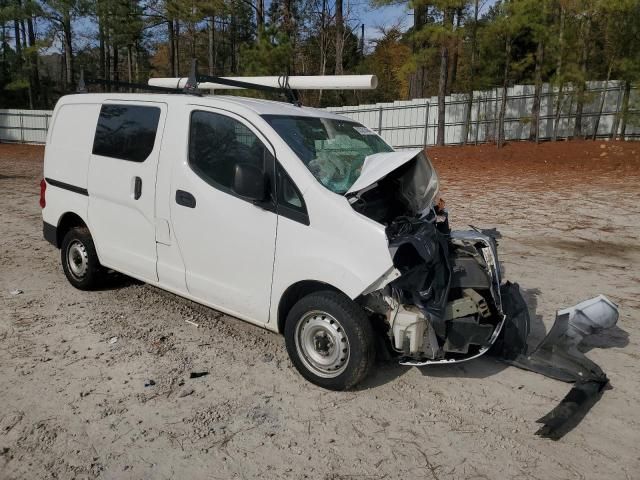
76;69;184;95
76;59;301;105
183;60;301;105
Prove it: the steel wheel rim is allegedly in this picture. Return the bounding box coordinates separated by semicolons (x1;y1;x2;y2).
67;240;89;279
294;310;350;378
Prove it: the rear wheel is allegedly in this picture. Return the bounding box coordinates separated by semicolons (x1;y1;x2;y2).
61;227;105;290
284;291;375;390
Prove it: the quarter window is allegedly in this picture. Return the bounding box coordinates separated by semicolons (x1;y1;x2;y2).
189;111;271;192
92;104;161;162
276;164;309;225
277;167;304;210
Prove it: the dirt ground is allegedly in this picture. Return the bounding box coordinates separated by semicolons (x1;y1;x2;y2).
1;140;638;479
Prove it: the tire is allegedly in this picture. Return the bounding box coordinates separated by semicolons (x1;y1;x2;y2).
60;227;105;290
284;290;375;390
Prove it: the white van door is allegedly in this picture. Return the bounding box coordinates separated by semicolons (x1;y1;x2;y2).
87;101;166;282
169;107;277;325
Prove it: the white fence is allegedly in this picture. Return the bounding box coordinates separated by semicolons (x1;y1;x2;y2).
0;109;52;143
327;80;639;149
2;80;638;147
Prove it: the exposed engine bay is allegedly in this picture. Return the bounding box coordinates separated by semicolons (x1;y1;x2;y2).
347;150;619;439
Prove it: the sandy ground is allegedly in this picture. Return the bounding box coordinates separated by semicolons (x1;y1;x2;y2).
0;141;639;480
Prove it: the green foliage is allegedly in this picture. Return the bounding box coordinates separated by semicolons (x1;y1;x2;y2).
0;0;639;110
241;28;293;75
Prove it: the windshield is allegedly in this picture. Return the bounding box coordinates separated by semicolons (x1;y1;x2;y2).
263;115;394;194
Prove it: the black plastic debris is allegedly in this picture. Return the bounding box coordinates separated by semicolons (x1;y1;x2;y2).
189;371;209;379
492;284;619;440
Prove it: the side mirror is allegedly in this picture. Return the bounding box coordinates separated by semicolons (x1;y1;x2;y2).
233;163;267;201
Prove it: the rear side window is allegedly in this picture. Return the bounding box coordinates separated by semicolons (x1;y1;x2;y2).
92;104;160;162
188;110;271;192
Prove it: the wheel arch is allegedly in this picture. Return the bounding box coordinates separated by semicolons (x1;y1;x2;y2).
277;280;345;334
55;212;89;248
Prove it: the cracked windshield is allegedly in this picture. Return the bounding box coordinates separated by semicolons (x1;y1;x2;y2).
263;115;393;194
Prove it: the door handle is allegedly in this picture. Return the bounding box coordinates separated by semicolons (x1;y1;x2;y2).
176;190;196;208
134;176;142;200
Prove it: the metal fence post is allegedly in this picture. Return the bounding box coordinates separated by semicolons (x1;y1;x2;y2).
19;112;24;143
422;102;430;147
611;82;624;139
377;106;383;134
475;95;481;145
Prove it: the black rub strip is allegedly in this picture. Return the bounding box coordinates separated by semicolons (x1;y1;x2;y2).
45;178;89;196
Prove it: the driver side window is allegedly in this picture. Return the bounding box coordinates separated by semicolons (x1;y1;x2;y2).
188;110;270;193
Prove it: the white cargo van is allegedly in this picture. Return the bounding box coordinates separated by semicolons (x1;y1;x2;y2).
41;92;508;390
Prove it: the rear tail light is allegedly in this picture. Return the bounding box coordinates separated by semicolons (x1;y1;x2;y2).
39;178;46;208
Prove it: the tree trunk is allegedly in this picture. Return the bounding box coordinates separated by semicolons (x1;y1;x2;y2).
573;18;590;139
448;9;462;94
318;0;327;104
134;42;140;82
127;44;133;83
256;0;264;34
436;9;452;146
436;44;448;146
13;18;21;59
26;16;40;108
174;20;180;75
112;44;119;84
230;13;237;73
497;35;511;149
20;18;26;49
208;16;215;75
105;29;111;87
619;80;632;139
335;0;344;75
408;4;427;99
168;20;176;77
552;6;564;141
463;0;479;145
530;40;544;142
99;16;106;81
62;10;74;88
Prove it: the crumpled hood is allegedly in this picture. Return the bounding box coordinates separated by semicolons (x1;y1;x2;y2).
346;149;424;195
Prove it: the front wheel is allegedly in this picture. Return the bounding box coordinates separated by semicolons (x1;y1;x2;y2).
284;291;375;390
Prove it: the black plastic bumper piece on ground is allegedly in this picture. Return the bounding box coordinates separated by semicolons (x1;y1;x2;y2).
43;221;57;247
492;282;614;440
533;380;607;440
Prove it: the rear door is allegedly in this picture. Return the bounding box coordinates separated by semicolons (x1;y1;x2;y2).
88;101;167;282
169;107;278;324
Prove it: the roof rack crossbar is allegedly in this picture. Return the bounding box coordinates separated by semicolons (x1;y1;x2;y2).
185;59;301;105
196;74;300;104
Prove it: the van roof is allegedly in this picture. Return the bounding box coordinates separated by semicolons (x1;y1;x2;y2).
58;92;347;120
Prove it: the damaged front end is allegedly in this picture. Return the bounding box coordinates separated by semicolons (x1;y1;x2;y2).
349;149;619;439
350;150;508;367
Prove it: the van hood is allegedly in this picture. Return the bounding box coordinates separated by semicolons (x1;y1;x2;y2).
346;149;440;219
346;149;424;195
